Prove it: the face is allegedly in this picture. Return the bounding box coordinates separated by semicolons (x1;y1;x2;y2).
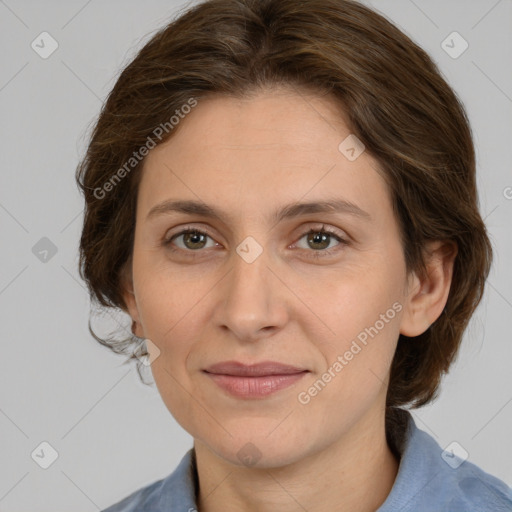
124;86;414;468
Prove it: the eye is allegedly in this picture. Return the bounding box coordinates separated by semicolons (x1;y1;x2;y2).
293;225;347;258
164;228;218;252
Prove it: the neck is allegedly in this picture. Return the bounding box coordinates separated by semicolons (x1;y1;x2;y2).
194;406;400;512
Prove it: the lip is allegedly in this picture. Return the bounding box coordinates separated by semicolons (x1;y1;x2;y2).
203;361;309;399
204;360;308;376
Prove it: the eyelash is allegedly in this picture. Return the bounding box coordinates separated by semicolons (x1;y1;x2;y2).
162;224;348;260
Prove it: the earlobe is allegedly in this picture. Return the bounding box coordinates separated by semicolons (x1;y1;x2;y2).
400;240;457;337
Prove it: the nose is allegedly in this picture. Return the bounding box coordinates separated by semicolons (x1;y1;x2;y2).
212;245;289;343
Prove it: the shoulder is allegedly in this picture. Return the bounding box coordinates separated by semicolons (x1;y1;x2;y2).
416;426;512;509
101;449;198;512
444;461;512;511
102;478;165;512
380;411;512;512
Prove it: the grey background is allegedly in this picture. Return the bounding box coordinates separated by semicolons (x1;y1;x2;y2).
1;0;511;510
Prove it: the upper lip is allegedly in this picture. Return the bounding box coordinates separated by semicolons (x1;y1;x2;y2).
204;361;308;377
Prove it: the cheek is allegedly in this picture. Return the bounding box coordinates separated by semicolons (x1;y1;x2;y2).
304;265;403;391
143;305;200;434
133;270;200;407
297;311;401;432
132;258;214;388
308;263;402;342
134;257;206;343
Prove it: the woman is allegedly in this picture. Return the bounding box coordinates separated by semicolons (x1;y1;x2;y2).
75;0;512;510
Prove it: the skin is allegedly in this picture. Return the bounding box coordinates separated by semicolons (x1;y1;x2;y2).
122;85;457;512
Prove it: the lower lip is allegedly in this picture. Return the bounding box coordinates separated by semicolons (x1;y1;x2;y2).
204;372;308;398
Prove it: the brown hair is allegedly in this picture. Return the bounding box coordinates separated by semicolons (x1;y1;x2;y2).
75;0;492;438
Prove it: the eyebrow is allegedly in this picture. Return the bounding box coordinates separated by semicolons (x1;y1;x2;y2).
146;198;372;224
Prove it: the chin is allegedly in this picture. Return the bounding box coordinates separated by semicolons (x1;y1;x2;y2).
198;424;313;469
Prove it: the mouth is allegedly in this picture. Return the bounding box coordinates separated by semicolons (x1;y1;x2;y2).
202;360;309;399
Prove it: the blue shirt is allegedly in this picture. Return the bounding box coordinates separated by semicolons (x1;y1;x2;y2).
102;411;512;511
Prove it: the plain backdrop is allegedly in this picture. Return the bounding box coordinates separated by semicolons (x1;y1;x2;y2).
1;0;511;510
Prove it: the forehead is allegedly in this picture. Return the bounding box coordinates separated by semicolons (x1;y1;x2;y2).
138;87;393;228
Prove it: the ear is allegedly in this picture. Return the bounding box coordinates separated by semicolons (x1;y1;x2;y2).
119;259;145;338
400;240;458;337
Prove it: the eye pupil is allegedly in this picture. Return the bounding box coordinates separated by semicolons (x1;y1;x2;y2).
184;231;206;249
307;231;330;250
